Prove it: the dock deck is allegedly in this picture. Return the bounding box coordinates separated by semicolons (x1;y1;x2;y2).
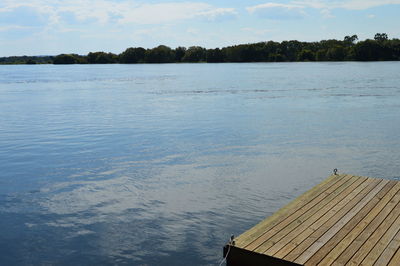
225;174;400;265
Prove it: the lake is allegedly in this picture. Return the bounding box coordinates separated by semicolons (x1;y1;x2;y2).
0;62;400;265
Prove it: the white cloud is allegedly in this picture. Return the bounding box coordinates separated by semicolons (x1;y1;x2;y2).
320;9;335;18
247;0;400;20
57;1;118;24
337;0;400;10
186;28;199;34
241;27;273;35
197;8;237;21
117;2;211;24
246;3;306;19
0;25;35;32
0;1;237;26
293;0;400;10
342;0;400;10
247;3;304;13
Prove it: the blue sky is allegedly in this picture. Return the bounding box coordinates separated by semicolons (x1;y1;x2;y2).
0;0;399;56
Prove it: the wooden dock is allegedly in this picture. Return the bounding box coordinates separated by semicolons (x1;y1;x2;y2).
224;174;400;265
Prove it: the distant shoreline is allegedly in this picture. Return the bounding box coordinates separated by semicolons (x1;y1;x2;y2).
1;33;399;65
2;61;400;66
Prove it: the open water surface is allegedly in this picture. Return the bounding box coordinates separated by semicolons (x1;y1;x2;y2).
0;62;400;265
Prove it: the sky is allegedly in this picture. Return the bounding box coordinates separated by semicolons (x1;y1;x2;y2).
0;0;400;56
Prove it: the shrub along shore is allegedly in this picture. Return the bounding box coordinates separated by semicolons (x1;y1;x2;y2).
1;33;399;65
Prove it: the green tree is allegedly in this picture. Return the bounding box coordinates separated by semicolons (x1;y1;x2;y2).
354;40;381;60
26;59;36;64
344;47;356;60
268;53;286;62
297;49;315;61
174;47;187;62
119;47;146;63
344;35;358;46
4;33;400;65
374;33;388;42
222;45;242;62
87;52;118;64
281;40;303;61
182;46;206;62
145;45;174;63
53;54;78;64
315;49;327;61
206;48;224;62
391;39;400;59
326;45;346;61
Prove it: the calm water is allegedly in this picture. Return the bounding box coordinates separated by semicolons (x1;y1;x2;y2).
1;62;400;265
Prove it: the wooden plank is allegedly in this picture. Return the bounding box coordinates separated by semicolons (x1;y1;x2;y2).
303;181;399;266
331;189;400;266
254;176;368;254
262;176;373;256
360;213;400;265
242;175;354;250
227;174;400;266
293;179;389;265
273;178;390;261
234;174;345;248
374;227;400;266
282;178;386;263
345;198;400;265
244;175;359;251
388;247;400;266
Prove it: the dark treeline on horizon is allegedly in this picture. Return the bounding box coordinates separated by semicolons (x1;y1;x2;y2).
1;33;400;65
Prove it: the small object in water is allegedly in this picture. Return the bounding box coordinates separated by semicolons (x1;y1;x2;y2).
334;168;338;175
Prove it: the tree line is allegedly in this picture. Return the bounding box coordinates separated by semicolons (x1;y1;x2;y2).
1;33;400;65
0;55;53;64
